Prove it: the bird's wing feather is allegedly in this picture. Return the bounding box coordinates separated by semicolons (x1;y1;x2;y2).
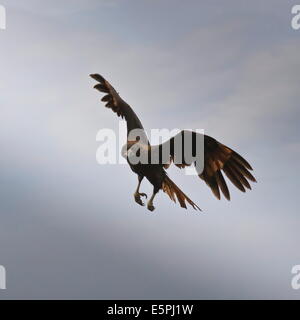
90;74;146;136
155;130;256;200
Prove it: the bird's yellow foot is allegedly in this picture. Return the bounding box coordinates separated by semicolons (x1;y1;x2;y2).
134;192;147;206
147;201;155;212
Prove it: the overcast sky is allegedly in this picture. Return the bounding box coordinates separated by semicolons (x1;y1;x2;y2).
0;0;300;299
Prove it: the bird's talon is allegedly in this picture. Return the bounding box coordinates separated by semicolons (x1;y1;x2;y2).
147;204;155;212
140;193;147;199
134;193;147;206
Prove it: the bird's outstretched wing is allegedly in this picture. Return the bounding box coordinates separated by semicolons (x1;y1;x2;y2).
156;131;256;200
90;74;146;136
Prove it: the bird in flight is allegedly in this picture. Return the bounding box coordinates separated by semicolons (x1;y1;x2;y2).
90;74;256;212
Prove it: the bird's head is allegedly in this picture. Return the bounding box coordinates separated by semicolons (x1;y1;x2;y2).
121;142;139;160
121;141;146;161
121;144;128;159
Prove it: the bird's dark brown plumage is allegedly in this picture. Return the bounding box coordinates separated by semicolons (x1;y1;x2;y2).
90;73;256;211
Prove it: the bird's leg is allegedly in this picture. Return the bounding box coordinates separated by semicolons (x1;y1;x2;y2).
147;188;158;212
134;176;147;206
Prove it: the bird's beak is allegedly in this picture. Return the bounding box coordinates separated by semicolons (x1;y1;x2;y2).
121;144;128;159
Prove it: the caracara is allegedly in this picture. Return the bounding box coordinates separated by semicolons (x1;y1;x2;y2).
90;74;256;212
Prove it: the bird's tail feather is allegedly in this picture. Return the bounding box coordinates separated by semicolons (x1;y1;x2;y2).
162;176;201;211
